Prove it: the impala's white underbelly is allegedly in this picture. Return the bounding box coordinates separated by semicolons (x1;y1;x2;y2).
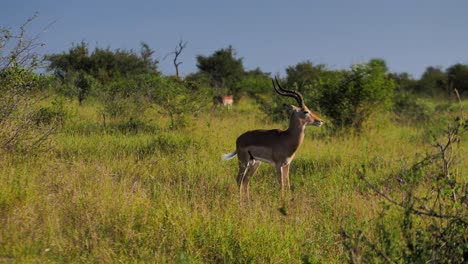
253;156;275;164
247;146;294;166
247;146;274;164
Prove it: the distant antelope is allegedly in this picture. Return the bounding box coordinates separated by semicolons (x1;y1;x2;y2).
222;78;323;199
214;95;234;107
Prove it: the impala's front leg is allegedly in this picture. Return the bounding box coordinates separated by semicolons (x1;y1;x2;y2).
283;164;291;191
275;164;284;193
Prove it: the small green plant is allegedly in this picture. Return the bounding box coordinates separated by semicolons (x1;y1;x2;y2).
114;118;157;135
34;98;66;126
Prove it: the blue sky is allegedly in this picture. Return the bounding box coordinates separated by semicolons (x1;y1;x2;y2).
2;0;467;78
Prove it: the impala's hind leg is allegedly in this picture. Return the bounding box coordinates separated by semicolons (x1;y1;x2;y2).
242;160;260;200
236;151;250;200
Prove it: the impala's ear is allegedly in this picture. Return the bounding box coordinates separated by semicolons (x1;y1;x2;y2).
284;104;300;114
287;105;300;113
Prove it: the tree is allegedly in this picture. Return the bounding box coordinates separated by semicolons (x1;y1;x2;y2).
417;66;448;96
285;61;327;89
165;40;187;78
46;41;91;81
446;63;468;96
196;46;244;93
75;72;95;105
140;42;158;72
46;42;159;85
0;13;45;70
46;42;159;103
238;68;271;97
389;72;418;92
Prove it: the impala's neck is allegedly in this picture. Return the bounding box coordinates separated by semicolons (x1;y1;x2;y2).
285;115;306;151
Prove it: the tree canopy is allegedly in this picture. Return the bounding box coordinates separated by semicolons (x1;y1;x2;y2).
447;63;468;95
285;61;327;89
46;41;159;85
196;46;244;92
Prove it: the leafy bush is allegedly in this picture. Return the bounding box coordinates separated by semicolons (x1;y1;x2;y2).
343;94;467;263
114;118;158;135
33;98;66;126
151;77;211;129
0;17;63;155
0;67;58;154
393;92;432;123
100;75;152;120
259;60;395;131
317;59;395;130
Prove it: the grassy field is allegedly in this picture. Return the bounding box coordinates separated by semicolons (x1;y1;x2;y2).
0;98;466;263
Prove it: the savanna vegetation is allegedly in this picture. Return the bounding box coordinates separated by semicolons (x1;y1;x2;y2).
0;17;466;263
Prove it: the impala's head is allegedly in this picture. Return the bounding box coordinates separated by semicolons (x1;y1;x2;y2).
272;78;323;127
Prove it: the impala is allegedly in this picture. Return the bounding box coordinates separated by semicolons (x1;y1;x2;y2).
214;95;234;107
222;78;323;199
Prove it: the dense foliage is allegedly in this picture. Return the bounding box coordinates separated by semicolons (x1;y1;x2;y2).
195;45;245;93
317;59;395;129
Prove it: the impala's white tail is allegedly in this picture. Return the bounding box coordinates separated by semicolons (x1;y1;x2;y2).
222;150;237;161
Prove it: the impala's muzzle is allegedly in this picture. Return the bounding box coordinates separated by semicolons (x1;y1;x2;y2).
312;120;323;127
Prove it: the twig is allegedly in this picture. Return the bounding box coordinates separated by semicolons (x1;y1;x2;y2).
358;172;466;224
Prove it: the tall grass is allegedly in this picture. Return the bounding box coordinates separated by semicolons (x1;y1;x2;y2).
0;98;466;263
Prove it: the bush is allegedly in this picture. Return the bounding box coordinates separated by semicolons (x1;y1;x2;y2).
258;60;395;131
33;98;66;126
114;118;157;135
0;17;62;155
393;92;432;123
100;75;152;120
0;67;59;154
151;77;211;129
343;95;467;263
317;59;395;130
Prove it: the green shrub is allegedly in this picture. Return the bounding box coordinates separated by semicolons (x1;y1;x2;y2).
317;59;395;130
100;75;152;120
0;17;63;155
114;118;158;135
0;68;58;154
343;99;467;263
259;60;395;132
393;92;432;123
151;77;211;129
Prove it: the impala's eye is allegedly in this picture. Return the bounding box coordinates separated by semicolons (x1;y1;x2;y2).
303;111;309;115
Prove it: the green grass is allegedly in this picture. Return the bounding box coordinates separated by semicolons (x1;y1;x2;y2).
0;98;466;263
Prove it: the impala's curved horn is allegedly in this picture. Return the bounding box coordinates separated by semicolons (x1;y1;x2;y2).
272;77;304;107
